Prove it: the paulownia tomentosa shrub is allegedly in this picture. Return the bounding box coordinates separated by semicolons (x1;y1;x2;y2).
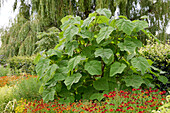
35;9;168;103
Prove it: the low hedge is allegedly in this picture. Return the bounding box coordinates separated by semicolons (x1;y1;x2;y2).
7;55;36;75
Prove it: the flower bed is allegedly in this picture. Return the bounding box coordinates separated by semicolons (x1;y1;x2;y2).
15;88;168;113
0;74;37;87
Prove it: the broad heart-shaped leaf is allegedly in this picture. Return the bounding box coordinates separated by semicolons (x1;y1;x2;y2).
118;38;142;53
96;8;112;18
42;88;56;103
68;55;82;71
131;57;150;75
36;58;50;79
61;15;73;24
93;77;109;90
65;40;78;56
116;19;135;35
64;73;82;90
96;26;114;44
124;75;145;89
46;49;62;57
143;79;155;88
81;16;95;28
78;29;94;39
64;25;79;41
85;60;102;75
54;67;68;81
94;48;114;64
132;20;148;32
90;93;104;101
158;76;168;84
96;16;109;24
110;62;127;77
43;64;59;82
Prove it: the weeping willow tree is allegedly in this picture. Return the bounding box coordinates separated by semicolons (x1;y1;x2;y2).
0;0;170;57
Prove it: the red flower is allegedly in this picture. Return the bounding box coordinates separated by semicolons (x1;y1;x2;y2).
103;94;108;97
109;109;114;112
132;88;137;91
116;109;122;111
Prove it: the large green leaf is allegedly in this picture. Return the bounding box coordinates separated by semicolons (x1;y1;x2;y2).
64;73;82;90
93;77;109;90
42;88;56;103
85;60;102;75
65;41;78;56
90;93;104;101
96;26;114;44
132;20;148;32
68;55;82;71
118;38;142;53
54;67;68;81
46;49;62;57
96;8;112;18
82;16;95;27
124;75;145;89
94;48;114;64
36;58;50;79
78;29;94;39
110;62;127;77
131;57;150;75
82;86;97;100
64;25;79;41
143;79;155;88
158;76;168;84
116;19;135;35
96;16;109;24
43;64;59;81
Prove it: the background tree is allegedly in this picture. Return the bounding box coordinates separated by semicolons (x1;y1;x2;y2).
0;0;170;57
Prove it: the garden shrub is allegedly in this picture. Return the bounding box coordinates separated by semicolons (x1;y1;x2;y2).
35;8;168;103
13;77;42;101
0;85;14;112
0;65;11;77
7;55;36;75
0;55;7;66
139;40;170;90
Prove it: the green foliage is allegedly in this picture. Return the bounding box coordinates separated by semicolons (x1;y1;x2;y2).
7;56;36;75
0;85;14;112
35;27;60;53
139;40;170;65
139;40;170;90
13;77;42;101
0;65;11;77
35;9;167;103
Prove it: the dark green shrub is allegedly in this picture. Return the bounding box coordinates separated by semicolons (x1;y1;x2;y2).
7;55;36;75
139;40;170;90
35;9;168;103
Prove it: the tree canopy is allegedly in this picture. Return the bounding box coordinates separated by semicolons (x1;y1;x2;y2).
0;0;170;57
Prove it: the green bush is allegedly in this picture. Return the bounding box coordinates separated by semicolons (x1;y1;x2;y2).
35;9;168;103
13;77;42;100
0;65;11;77
0;85;14;112
139;40;170;66
139;40;170;90
7;55;36;75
